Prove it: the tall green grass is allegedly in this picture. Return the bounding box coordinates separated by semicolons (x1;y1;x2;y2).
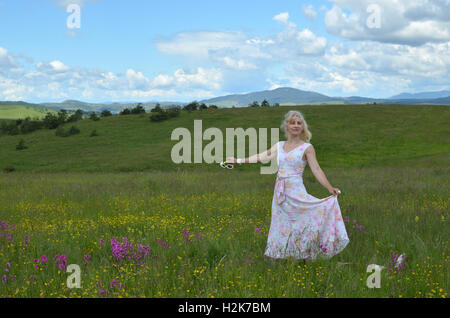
0;167;447;297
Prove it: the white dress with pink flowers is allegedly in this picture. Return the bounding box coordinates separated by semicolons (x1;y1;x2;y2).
264;141;350;260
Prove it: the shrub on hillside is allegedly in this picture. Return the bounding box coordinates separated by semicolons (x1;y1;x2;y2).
183;101;199;112
119;108;131;115
43;112;61;129
57;109;68;124
0;121;19;135
3;165;15;173
89;112;100;121
55;125;80;137
261;99;270;107
151;103;163;113
90;129;98;137
167;107;180;118
101;110;112;117
19;117;43;134
131;103;146;114
55;126;67;137
150;111;169;122
67;109;84;122
16;138;27;150
69;125;80;135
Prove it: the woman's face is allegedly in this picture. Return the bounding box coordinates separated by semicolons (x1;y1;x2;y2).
286;116;303;137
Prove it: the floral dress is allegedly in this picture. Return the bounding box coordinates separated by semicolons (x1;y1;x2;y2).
264;141;350;260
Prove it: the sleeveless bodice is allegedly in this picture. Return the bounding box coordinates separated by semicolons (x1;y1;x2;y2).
277;141;311;178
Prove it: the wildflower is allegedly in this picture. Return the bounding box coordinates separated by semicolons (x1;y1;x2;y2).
34;255;48;269
157;239;169;250
54;254;68;273
2;274;6;285
110;280;119;290
183;229;192;242
99;289;108;297
0;221;15;242
389;252;407;273
99;238;105;247
111;237;151;265
415;216;419;222
21;235;30;251
83;254;91;264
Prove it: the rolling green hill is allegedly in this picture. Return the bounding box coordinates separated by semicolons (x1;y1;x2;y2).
0;104;57;120
0;104;449;173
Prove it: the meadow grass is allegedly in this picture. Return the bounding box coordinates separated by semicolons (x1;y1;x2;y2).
0;168;448;298
0;105;448;298
0;105;56;120
0;105;449;172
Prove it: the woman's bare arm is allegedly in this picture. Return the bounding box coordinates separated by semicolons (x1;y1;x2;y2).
305;145;340;195
226;142;278;164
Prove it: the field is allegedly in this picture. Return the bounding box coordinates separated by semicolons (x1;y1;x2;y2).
0;105;448;298
0;105;57;120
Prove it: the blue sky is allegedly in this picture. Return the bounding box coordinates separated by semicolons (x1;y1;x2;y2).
0;0;449;103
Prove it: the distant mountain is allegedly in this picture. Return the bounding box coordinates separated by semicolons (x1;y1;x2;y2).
200;87;338;107
2;87;450;115
39;100;187;114
0;101;41;107
200;87;450;107
390;90;450;99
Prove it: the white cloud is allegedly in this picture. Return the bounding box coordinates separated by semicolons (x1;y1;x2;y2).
36;60;70;73
274;27;328;56
125;69;150;90
220;57;258;70
155;31;247;59
172;67;222;90
302;5;317;20
0;77;34;100
0;46;21;76
0;47;17;68
95;71;121;90
151;74;173;88
324;0;450;45
324;41;450;78
273;12;293;26
154;12;327;74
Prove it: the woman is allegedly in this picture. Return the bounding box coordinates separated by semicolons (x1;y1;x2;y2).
226;110;349;260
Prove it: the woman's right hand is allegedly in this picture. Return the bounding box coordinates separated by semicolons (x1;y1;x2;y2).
329;187;341;197
226;157;237;163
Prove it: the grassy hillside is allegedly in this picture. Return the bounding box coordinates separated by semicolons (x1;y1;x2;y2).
0;104;449;173
0;104;57;120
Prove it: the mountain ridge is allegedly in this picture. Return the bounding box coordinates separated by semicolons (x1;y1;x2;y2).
1;87;450;114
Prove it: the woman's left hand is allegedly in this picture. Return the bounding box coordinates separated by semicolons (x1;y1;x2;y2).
329;187;341;196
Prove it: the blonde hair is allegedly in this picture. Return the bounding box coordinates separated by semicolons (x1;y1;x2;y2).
280;110;312;142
